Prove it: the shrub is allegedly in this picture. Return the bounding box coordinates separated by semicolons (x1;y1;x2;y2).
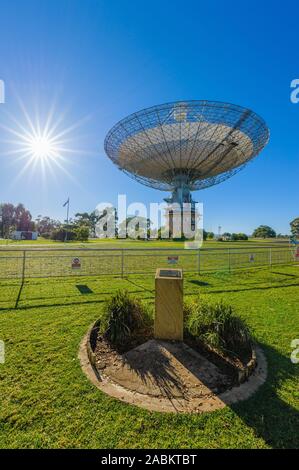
184;297;252;357
74;225;89;242
231;233;248;241
101;290;150;345
50;227;76;241
50;225;89;242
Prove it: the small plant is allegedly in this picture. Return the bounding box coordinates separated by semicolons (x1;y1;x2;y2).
184;297;252;357
101;290;150;345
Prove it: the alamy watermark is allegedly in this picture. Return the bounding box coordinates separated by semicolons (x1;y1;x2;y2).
290;79;299;103
0;79;5;104
94;195;204;248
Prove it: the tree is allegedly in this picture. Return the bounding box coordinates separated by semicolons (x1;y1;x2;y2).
0;202;34;237
74;212;91;227
14;203;35;231
230;233;248;241
290;218;299;239
207;232;214;239
35;215;60;236
157;227;163;239
118;215;151;239
252;225;276;238
93;207;118;238
74;225;89;242
237;233;248;240
276;233;289;239
0;203;15;238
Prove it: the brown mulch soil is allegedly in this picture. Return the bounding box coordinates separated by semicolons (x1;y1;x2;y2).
93;327;253;390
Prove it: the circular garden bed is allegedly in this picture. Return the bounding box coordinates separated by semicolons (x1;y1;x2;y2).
79;291;267;413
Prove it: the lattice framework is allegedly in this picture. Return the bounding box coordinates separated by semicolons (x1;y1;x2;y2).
104;100;269;191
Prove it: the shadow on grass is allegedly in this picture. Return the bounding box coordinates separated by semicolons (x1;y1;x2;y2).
123;275;299;297
271;271;299;278
2;271;299;314
0;285;154;312
231;342;299;449
76;284;94;294
0;276;154;312
14;280;24;308
0;295;155;312
188;280;210;286
209;282;299;295
126;278;154;293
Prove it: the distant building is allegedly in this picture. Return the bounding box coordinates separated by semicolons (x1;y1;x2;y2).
11;231;38;241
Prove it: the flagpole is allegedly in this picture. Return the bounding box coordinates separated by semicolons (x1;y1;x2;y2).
66;198;69;225
65;198;70;242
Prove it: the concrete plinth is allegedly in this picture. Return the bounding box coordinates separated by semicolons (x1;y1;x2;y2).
154;268;183;340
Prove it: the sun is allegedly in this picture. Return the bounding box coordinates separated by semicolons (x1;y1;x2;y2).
27;133;58;161
29;135;54;160
0;97;90;185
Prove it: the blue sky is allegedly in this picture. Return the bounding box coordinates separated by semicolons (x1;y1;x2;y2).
0;0;298;234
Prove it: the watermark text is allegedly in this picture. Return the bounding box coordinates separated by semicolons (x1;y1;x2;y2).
290;79;299;103
94;195;203;248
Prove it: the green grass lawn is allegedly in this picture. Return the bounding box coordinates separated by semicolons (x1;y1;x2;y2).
0;265;298;448
0;237;291;249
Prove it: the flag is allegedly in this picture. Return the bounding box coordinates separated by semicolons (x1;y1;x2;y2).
63;198;69;207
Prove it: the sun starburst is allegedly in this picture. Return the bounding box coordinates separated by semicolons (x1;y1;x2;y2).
0;96;91;187
27;134;58;161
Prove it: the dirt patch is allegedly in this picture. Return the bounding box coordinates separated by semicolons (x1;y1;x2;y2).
79;324;267;413
99;339;232;398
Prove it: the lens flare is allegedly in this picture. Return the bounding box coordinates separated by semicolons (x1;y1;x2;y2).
0;97;92;187
28;135;56;160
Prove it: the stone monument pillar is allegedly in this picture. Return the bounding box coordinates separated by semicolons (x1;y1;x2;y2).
154;268;183;341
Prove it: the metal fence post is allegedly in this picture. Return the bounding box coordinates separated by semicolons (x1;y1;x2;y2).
121;249;124;278
198;249;201;274
269;247;272;270
22;250;26;282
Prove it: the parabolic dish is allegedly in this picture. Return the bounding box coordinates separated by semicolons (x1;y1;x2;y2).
104;100;269;191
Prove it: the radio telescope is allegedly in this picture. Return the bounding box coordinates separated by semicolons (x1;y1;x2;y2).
104;100;269;209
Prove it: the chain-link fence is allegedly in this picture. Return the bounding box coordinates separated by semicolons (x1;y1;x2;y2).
0;246;297;280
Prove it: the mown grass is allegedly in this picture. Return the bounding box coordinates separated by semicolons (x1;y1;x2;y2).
0;265;298;448
0;237;290;249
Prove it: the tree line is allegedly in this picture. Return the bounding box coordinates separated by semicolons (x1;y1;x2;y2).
0;203;90;241
0;202;298;241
